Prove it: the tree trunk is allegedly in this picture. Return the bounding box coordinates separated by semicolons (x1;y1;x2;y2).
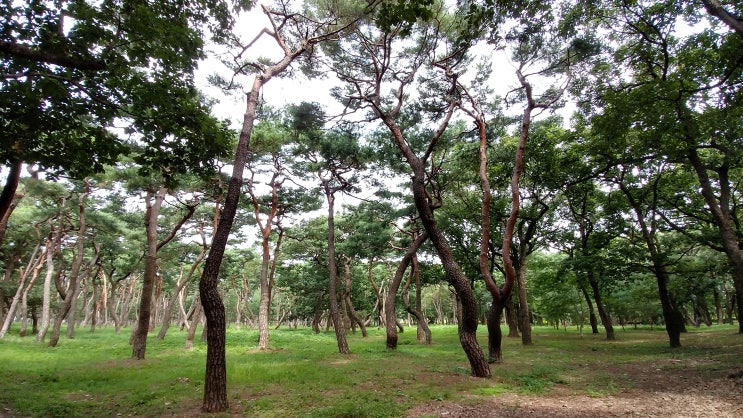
37;229;59;343
516;265;532;345
131;187;166;359
505;298;520;338
185;298;202;350
401;256;431;344
687;148;743;334
0;157;22;247
620;181;685;347
342;256;367;337
487;300;506;363
579;284;599;334
0;243;43;338
325;183;350;354
157;248;206;340
588;272;615;340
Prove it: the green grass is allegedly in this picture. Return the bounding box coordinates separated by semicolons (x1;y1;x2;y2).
0;323;740;417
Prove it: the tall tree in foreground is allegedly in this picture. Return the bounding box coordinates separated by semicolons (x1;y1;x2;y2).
325;5;492;376
198;3;362;411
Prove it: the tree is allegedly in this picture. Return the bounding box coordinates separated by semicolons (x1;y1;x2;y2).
0;0;234;245
571;0;743;334
289;102;370;354
197;2;361;411
323;4;494;376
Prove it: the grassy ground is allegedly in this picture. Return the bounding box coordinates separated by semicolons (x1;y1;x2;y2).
0;323;740;417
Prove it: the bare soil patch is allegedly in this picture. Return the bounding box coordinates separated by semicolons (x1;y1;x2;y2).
407;363;743;418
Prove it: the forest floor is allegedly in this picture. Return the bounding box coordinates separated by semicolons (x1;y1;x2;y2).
407;340;743;418
1;324;741;417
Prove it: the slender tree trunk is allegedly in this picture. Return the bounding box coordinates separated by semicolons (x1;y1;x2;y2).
131;187;166;359
505;298;520;337
385;229;428;349
620;181;685;347
37;229;59;343
324;184;350;354
588;272;615;340
579;284;599;334
157;248;206;340
342;256;367;337
108;278;123;334
402;256;431;344
0;157;22;246
0;244;42;338
687;149;743;334
185;298;202;350
516;265;532;345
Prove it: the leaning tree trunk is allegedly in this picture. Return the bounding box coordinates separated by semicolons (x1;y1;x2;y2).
621;182;685;347
386;230;428;349
0;243;42;338
401;256;431;344
51;187;94;346
687;148;743;334
37;228;60;343
0;157;22;247
588;272;615;340
342;256;367;337
157;248;206;340
579;284;600;334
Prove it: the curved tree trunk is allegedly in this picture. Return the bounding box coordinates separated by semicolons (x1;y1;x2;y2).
588;272;615;340
401;256;431;344
385;231;428;349
579;284;599;334
185;298;202;350
342;256;367;337
0;157;22;247
157;248;206;340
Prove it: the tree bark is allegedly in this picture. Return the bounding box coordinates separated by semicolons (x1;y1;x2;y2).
342;256;367;337
131;187;166;359
588;272;615;340
401;255;431;344
579;284;600;334
0;158;22;247
516;265;532;345
686;148;743;334
324;182;350;354
700;0;743;37
385;231;428;349
157;248;206;340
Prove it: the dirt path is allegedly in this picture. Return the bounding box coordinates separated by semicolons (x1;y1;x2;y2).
408;365;743;417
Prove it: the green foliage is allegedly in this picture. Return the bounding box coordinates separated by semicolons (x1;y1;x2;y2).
0;0;235;183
